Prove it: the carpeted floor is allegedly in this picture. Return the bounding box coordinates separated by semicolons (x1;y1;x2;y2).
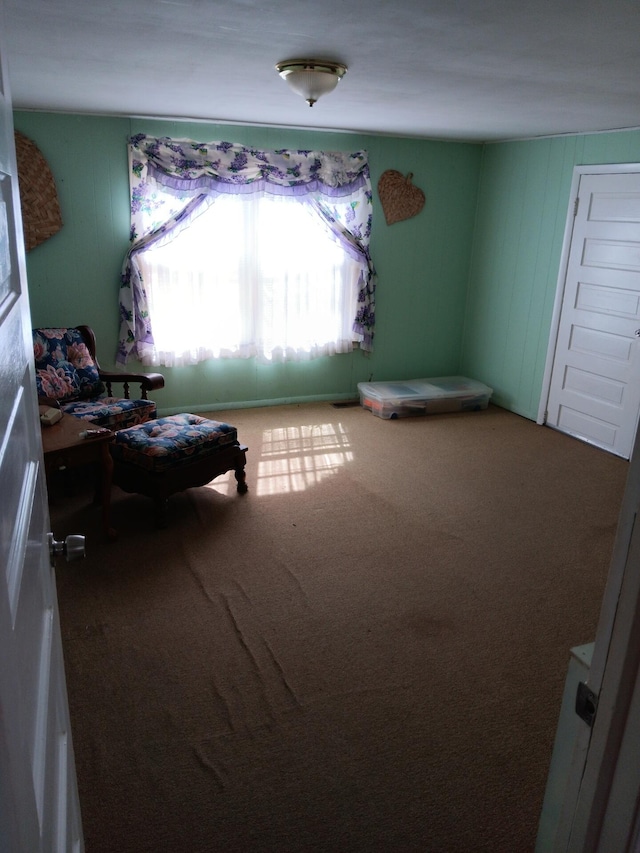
51;403;628;853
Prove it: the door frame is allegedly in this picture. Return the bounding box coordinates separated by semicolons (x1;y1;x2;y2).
537;162;640;428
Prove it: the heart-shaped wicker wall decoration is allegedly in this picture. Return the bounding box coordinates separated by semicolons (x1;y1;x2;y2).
378;170;425;225
14;130;63;252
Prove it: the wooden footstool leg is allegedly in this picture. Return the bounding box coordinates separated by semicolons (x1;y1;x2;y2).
235;464;248;494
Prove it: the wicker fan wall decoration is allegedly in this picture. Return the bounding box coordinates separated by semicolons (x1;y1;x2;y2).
14;131;63;251
378;169;425;225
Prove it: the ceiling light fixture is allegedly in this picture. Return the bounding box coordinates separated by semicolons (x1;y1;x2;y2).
275;59;348;107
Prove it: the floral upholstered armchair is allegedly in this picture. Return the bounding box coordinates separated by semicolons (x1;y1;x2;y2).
34;326;164;430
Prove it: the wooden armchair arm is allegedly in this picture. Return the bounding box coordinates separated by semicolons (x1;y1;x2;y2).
74;325;165;401
98;369;165;400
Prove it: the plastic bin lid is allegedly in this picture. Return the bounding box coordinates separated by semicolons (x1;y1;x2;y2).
357;376;492;401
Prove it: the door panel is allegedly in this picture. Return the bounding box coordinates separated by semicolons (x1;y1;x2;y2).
575;279;640;318
0;1;84;848
546;172;640;458
588;191;640;222
582;238;640;270
562;365;624;405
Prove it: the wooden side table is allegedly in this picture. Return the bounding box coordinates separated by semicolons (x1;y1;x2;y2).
41;414;116;539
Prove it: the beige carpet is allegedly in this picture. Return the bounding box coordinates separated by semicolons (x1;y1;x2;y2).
51;403;628;853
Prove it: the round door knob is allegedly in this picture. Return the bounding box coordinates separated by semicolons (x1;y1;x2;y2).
635;329;640;337
48;532;86;563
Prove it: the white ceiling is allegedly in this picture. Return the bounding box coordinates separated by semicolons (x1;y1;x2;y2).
4;0;640;143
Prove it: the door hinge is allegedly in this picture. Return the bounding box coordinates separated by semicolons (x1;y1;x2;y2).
573;196;579;217
576;681;598;727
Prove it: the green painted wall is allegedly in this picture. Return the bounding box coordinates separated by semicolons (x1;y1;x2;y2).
461;129;640;420
17;111;640;422
15;112;481;414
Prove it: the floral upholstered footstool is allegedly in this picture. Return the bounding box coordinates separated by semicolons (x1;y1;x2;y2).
110;413;248;528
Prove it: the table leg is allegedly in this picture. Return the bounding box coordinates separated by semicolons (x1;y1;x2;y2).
99;442;117;540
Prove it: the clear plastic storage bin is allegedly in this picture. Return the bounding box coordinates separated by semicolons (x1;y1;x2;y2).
358;376;493;419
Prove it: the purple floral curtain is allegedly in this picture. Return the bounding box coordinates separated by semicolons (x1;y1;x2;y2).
118;135;375;366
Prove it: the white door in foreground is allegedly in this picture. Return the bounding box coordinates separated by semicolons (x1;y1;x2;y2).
0;2;84;848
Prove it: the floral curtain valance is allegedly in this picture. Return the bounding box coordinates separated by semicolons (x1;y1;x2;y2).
131;134;369;193
118;135;376;366
128;134;372;239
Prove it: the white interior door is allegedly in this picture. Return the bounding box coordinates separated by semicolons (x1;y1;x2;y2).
0;4;84;850
545;170;640;459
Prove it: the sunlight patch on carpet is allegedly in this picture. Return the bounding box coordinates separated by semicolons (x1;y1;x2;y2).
257;422;353;495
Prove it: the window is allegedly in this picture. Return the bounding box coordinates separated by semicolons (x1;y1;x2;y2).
118;136;376;368
137;193;361;365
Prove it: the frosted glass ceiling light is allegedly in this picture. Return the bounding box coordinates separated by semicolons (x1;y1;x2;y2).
276;59;347;107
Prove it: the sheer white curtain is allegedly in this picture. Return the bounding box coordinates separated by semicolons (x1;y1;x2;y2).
137;193;361;366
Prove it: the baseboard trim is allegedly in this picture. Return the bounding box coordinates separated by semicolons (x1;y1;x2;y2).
157;391;360;417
